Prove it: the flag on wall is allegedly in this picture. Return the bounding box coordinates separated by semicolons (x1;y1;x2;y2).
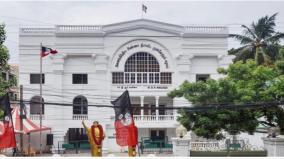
142;4;147;13
41;46;58;57
0;94;16;148
111;90;138;147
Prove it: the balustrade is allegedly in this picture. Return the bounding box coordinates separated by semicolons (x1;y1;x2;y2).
191;141;225;151
56;25;102;32
20;28;55;33
72;114;88;120
110;115;175;121
184;26;227;33
29;114;45;120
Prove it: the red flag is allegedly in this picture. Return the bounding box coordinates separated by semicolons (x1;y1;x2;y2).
41;46;58;57
111;90;138;147
0;94;16;148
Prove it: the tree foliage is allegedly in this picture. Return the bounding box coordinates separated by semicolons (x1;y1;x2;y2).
0;23;11;96
170;13;284;139
0;23;12;119
169;60;284;139
229;13;284;65
0;109;3;120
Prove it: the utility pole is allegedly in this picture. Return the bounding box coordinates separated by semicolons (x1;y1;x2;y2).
19;85;24;153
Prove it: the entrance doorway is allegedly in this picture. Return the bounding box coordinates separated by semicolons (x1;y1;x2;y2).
150;130;166;141
150;105;165;115
132;104;141;115
68;128;88;142
150;129;166;147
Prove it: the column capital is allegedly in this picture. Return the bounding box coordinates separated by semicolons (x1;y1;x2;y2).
155;96;160;100
140;96;144;100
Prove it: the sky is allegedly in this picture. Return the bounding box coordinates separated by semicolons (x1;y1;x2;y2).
0;0;284;64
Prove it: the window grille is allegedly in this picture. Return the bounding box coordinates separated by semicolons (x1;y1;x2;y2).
112;52;172;84
73;96;88;114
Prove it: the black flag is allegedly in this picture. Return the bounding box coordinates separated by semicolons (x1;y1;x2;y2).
111;90;138;146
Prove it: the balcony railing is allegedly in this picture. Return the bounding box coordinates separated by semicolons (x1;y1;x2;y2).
20;28;55;34
29;114;45;120
56;25;102;32
184;26;228;33
134;115;175;121
73;114;88;120
111;115;176;122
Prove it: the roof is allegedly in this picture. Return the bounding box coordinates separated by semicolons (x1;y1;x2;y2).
0;107;51;134
19;18;228;38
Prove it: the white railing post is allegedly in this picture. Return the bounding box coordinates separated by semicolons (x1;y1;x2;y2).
140;96;144;117
155;96;159;121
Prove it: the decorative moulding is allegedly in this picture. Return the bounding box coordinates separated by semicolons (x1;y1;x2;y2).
20;19;228;38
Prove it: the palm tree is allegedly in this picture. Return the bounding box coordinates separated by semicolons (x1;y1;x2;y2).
229;13;284;65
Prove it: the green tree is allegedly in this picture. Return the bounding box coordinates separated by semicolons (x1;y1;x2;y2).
229;13;284;65
0;109;3;119
169;60;284;139
0;23;13;119
0;23;11;96
275;47;284;73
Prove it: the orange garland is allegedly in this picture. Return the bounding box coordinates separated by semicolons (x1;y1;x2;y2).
91;125;104;145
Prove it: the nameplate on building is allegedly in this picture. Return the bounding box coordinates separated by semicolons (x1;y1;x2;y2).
115;85;168;90
115;42;169;68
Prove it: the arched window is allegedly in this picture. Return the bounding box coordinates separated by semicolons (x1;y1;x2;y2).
112;52;172;84
73;96;88;114
125;52;160;73
30;96;44;115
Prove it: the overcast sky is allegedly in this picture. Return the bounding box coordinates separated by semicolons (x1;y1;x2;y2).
1;1;284;64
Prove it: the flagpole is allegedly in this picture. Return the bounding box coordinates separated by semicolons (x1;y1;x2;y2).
20;85;24;153
39;43;43;155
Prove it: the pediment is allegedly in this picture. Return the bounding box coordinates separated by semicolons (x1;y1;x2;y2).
103;19;183;36
53;19;227;38
105;26;181;36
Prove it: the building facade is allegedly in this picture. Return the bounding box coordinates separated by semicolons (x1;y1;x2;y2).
19;19;232;152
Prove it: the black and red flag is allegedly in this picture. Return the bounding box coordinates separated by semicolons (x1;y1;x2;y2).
0;94;16;148
41;46;58;57
111;90;138;147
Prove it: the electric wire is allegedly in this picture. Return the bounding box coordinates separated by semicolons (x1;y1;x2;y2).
10;99;284;111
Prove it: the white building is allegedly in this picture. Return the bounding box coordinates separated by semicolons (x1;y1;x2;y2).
19;19;232;152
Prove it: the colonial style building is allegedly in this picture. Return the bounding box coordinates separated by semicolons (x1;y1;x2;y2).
19;19;232;152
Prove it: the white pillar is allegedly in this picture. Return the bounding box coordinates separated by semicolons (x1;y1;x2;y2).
173;98;178;120
155;96;159;120
51;54;66;150
140;96;144;116
263;137;284;157
172;137;191;156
